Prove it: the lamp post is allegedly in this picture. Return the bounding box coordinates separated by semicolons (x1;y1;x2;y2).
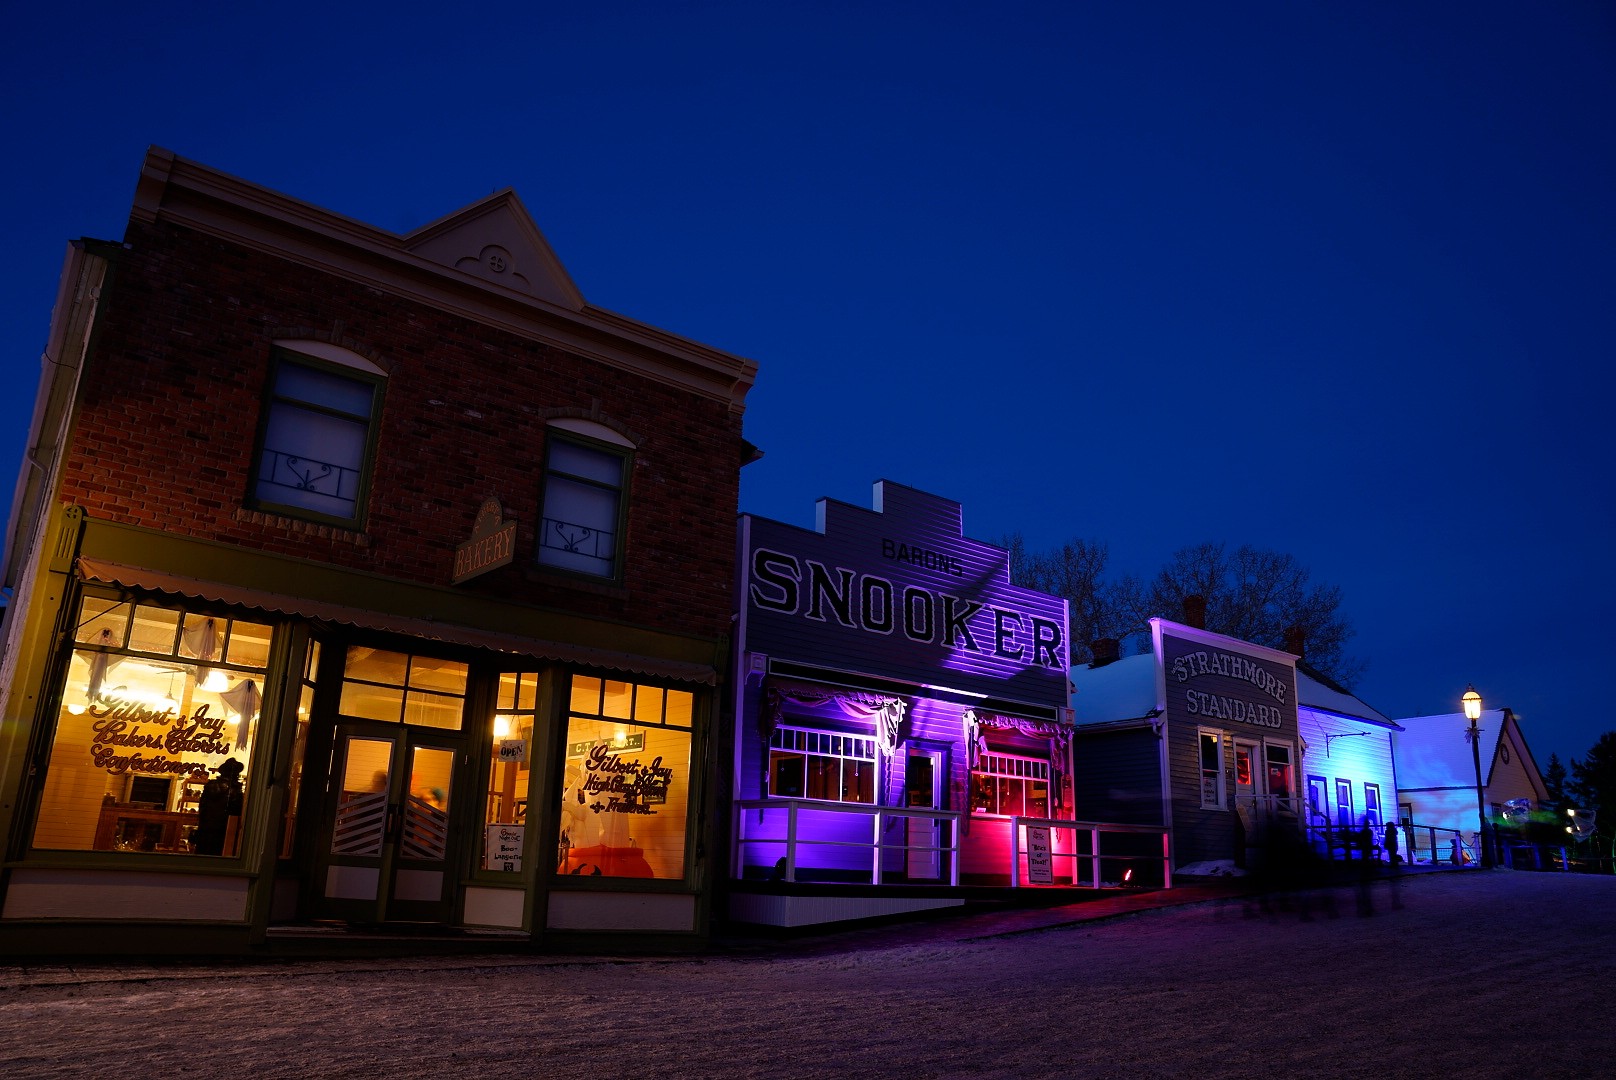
1462;686;1492;868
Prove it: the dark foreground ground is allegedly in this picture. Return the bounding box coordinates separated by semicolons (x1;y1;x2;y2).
2;869;1612;1078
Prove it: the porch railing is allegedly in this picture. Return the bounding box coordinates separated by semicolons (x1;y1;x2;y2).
1008;817;1173;890
1305;821;1479;867
732;797;963;886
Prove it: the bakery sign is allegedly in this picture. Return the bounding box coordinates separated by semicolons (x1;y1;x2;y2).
453;498;518;585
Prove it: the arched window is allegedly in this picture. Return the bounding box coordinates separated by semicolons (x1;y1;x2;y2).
249;342;387;528
536;420;634;580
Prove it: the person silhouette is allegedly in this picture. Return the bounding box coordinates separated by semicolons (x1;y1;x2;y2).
193;758;244;856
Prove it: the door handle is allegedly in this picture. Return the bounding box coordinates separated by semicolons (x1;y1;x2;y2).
386;804;401;843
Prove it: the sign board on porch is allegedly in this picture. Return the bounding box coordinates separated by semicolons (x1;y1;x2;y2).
1026;825;1054;884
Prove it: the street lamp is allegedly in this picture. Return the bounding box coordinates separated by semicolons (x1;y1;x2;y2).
1462;686;1492;868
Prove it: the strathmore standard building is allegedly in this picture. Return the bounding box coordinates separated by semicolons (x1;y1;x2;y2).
0;148;758;956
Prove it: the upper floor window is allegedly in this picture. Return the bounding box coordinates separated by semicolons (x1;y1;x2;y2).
537;423;632;580
250;343;385;528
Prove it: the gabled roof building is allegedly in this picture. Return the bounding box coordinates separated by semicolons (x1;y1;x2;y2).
0;148;757;956
1392;706;1549;864
1069;610;1402;871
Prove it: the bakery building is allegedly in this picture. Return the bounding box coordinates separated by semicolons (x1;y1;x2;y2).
0;148;757;956
1069;612;1303;871
727;482;1081;927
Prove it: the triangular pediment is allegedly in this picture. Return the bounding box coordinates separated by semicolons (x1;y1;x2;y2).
403;190;585;311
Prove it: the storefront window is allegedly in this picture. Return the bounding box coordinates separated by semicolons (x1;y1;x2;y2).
484;671;539;872
969;752;1049;817
558;675;694;880
279;640;320;859
31;595;272;856
338;647;467;729
768;727;877;803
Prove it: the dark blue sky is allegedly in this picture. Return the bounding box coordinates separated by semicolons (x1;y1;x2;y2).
4;4;1612;769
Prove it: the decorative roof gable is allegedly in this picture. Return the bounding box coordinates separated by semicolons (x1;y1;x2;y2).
129;148;756;412
403;190;585;311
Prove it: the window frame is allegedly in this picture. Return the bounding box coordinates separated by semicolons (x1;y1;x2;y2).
1363;782;1383;828
1198;729;1226;810
1264;741;1295;813
535;430;632;583
247;346;385;530
336;646;469;731
969;750;1051;818
767;725;879;805
481;669;543;876
1306;774;1327;820
558;673;699;881
29;589;276;860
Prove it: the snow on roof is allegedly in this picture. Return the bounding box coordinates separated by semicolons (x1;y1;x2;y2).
1295;670;1399;729
1393;709;1507;789
1068;653;1158;724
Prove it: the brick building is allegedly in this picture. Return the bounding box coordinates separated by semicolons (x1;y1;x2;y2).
0;148;757;955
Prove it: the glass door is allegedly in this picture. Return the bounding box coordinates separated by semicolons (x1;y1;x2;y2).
316;723;461;923
1233;739;1259;851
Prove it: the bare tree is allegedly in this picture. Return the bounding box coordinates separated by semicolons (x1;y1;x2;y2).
1148;542;1364;688
1007;535;1364;686
1002;534;1141;664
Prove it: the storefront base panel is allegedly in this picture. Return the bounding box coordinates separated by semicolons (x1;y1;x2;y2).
270;876;300;920
464;885;526;929
545;890;696;932
0;919;254;959
725;891;964;928
1;867;249;922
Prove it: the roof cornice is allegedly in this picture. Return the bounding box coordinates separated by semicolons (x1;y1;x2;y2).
130;148;758;414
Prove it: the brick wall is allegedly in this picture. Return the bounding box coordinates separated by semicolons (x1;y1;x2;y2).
58;219;746;641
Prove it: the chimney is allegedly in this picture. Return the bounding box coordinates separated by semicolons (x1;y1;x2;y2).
1284;625;1306;658
1090;638;1120;667
1182;594;1206;630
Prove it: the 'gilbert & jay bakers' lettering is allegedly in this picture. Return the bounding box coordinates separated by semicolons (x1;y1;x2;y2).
749;548;1065;670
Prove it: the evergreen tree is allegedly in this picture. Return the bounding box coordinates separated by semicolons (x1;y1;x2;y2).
1568;732;1616;839
1544;753;1570;812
